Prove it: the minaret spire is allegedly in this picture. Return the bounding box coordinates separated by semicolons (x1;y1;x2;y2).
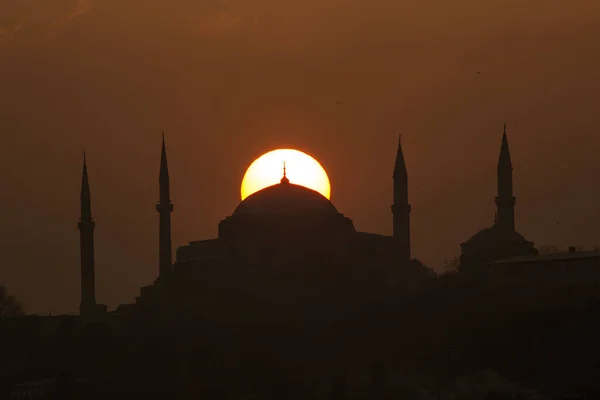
391;135;411;264
280;161;289;184
160;132;169;194
78;152;97;317
156;133;174;280
495;123;515;231
498;122;512;169
393;134;406;179
80;151;91;219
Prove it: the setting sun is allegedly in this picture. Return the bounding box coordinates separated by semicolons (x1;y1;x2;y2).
240;149;331;200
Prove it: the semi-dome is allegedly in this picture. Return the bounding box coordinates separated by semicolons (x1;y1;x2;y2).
232;181;339;217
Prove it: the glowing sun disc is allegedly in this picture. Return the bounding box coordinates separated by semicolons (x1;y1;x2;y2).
241;149;331;200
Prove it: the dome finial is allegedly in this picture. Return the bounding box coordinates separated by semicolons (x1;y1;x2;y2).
280;161;289;184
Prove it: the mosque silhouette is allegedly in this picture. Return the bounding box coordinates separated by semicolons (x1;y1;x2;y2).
78;126;534;323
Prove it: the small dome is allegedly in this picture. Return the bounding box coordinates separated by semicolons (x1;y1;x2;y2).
233;182;339;217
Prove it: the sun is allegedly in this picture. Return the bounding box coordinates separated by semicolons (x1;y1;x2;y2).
241;149;331;200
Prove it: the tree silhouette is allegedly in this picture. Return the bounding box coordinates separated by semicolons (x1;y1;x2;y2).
0;285;24;317
442;256;460;273
538;245;559;254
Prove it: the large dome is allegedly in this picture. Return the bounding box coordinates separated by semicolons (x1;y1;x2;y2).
219;179;355;241
232;181;339;217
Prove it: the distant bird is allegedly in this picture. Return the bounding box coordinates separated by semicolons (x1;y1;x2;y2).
477;71;480;74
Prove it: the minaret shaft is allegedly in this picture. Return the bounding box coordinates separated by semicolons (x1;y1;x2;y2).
392;136;411;263
79;221;96;307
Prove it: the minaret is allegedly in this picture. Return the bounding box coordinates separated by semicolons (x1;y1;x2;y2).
156;133;173;279
78;152;96;316
495;123;516;231
391;135;411;263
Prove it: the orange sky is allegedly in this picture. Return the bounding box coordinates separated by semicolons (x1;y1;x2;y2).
1;0;599;314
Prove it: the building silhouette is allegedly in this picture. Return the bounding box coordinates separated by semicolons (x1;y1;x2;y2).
75;126;600;324
460;124;538;270
486;247;600;291
80;136;430;324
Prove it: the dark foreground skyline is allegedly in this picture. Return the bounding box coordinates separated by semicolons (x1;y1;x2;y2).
1;0;600;314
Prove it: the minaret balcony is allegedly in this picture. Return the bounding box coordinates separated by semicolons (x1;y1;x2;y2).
156;202;174;212
78;219;95;229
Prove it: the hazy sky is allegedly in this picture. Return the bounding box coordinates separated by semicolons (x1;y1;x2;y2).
1;0;599;314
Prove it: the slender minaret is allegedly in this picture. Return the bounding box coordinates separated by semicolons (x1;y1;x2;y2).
495;123;516;232
156;133;173;279
78;152;96;316
391;135;411;263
